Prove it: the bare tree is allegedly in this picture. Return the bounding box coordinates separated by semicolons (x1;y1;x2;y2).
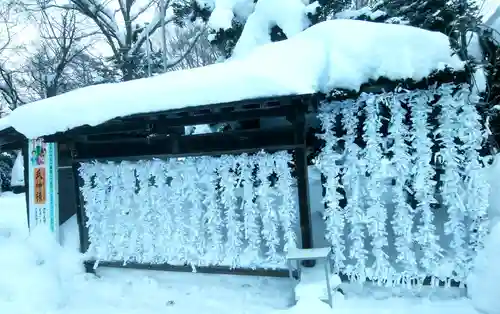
51;0;204;80
0;68;25;108
165;24;220;71
0;1;26;109
23;2;100;99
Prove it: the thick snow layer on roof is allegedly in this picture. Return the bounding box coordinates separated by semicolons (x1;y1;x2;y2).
6;19;463;139
230;0;313;57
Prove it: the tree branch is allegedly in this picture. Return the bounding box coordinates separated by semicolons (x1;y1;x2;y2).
164;25;206;69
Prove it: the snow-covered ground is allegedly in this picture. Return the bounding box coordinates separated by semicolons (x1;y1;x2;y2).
0;191;489;314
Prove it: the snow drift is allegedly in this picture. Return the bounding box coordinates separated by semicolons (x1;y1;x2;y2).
467;222;500;314
4;19;463;139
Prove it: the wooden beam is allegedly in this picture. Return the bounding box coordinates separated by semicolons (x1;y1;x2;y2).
149;104;296;128
129;94;307;119
84;260;294;278
22;143;30;230
0;127;26;149
72;161;90;254
292;102;315;267
42;97;306;142
71;127;300;161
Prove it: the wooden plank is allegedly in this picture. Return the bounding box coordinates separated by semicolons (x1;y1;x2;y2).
84;260;294;278
72;127;300;160
293;102;315;267
42;95;310;142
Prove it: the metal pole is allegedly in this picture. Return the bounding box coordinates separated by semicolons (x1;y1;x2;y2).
145;22;152;77
161;0;168;72
324;256;333;307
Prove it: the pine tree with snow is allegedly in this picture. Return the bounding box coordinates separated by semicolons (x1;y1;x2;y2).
375;0;480;36
0;152;13;192
176;0;351;58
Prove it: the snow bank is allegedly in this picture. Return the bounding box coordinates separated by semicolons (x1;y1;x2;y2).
10;151;24;187
6;19;463;139
0;192;296;314
0;192;28;238
466;153;500;314
0;195;86;313
467;222;500;314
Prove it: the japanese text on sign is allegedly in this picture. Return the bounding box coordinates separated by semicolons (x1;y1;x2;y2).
34;167;46;204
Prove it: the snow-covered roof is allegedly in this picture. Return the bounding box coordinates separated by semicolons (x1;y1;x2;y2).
5;19;463;139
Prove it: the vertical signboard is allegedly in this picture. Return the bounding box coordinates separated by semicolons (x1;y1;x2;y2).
28;138;59;242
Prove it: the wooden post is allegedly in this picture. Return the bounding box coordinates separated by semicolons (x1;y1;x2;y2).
293;102;315;267
69;146;88;252
70;143;94;274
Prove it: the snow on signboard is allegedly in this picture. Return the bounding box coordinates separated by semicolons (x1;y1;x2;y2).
6;20;463;140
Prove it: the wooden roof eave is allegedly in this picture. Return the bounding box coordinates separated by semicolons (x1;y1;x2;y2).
42;93;317;143
0;127;26;150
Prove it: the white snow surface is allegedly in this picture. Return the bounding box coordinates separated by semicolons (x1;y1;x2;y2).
201;0;255;30
0;192;295;314
230;0;312;57
6;19;463;139
467;222;500;314
0;191;484;314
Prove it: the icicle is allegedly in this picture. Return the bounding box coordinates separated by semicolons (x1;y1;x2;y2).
362;94;392;284
315;101;346;274
454;84;489;278
239;154;262;265
436;83;467;282
409;90;442;280
256;151;281;263
340;99;368;282
274;151;298;254
218;155;244;268
387;92;418;280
